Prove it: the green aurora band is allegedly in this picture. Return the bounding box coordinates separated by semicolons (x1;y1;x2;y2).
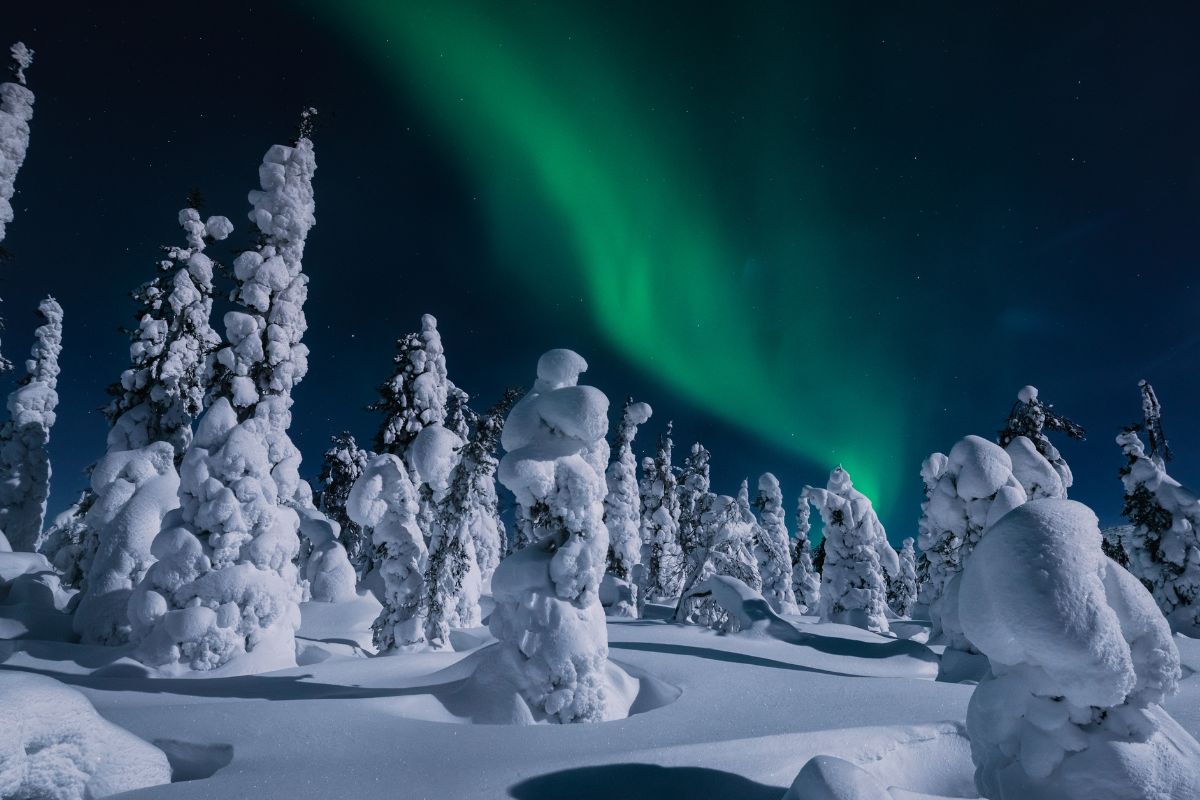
319;1;919;510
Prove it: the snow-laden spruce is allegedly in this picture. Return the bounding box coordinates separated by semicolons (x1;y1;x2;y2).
889;537;918;618
465;392;516;582
753;473;799;615
488;349;612;723
998;385;1084;499
347;453;427;651
1116;425;1200;636
128;127;323;673
916;435;1027;637
676;493;763;630
640;422;683;602
371;313;453;457
791;496;820;613
962;499;1200;799
603;397;652;616
803;466;897;634
0;43;34;248
317;432;371;576
0;297;62;552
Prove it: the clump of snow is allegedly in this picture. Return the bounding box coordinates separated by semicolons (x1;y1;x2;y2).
347;453;427;651
488;348;613;723
804;466;896;634
0;671;170;799
603;397;652;617
961;498;1200;799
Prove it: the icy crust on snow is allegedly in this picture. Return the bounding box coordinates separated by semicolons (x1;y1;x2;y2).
0;45;34;245
128;399;302;674
489;349;614;723
0;297;63;552
603;399;652;617
73;442;180;644
805;466;897;634
961;499;1200;799
0;671;170;799
347;453;427;651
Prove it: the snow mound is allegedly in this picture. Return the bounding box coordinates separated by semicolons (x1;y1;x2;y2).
784;755;892;800
0;550;74;640
0;671;171;798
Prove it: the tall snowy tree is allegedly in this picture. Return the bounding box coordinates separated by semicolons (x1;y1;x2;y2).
0;42;36;370
0;296;62;552
675;494;762;630
998;385;1084;498
640;422;683;602
753;473;799;615
128;121;318;672
488;349;611;723
317;432;371;576
802;466;897;634
1116;389;1200;636
347;453;427;651
791;495;820;613
603;397;652;615
889;538;918;618
675;443;713;597
370;313;452;457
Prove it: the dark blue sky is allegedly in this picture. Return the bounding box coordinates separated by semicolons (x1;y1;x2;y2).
4;1;1199;539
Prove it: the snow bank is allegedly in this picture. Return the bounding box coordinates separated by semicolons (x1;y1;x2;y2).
961;498;1200;799
0;671;171;798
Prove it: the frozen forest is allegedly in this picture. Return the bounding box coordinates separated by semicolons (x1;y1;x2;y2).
2;32;1200;800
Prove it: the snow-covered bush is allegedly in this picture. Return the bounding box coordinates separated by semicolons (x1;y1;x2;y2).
1116;427;1200;635
0;43;34;249
998;385;1084;498
803;466;897;634
490;348;611;723
0;296;62;551
603;397;652;616
962;498;1200;799
753;473;799;615
640;422;682;602
346;453;427;651
916;435;1027;637
791;496;820;613
0;671;171;799
889;537;918;618
676;493;763;630
316;431;370;576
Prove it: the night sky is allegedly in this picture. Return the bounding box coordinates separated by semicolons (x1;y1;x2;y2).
4;1;1199;540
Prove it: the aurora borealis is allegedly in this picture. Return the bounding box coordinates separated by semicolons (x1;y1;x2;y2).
5;2;1200;537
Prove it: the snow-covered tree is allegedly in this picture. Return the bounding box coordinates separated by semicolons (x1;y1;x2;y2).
347;453;427;651
753;473;799;615
0;296;62;552
1137;379;1171;466
466;390;518;582
603;397;652;615
916;435;1027;637
802;466;897;634
998;385;1084;498
676;494;762;629
791;496;820;613
0;43;34;248
105;206;230;459
1117;425;1200;636
317;432;370;575
962;499;1200;799
889;538;918;618
674;443;713;606
489;349;611;723
370;313;452;457
38;490;94;587
128;124;318;673
640;422;683;602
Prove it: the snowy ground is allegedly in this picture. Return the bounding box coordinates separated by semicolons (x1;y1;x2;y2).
3;585;1199;800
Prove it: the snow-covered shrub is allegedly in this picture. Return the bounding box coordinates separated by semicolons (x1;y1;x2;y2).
346;453;427;651
753;473;799;615
1117;427;1200;635
0;671;171;799
72;442;180;644
316;431;370;576
962;498;1200;799
791;496;821;613
676;493;763;630
998;385;1084;498
889;538;918;618
639;422;683;602
0;43;34;249
490;348;611;723
803;466;897;634
603;397;652;616
0;296;62;551
916;435;1027;637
